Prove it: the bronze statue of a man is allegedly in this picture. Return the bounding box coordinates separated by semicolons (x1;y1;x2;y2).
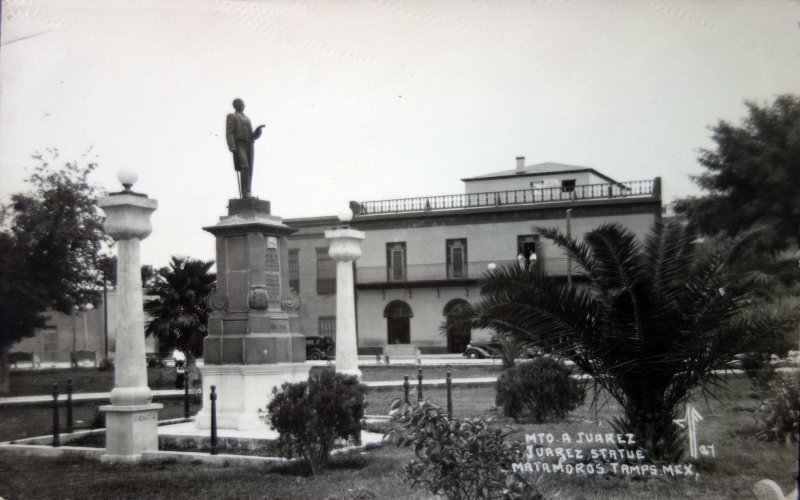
226;98;265;198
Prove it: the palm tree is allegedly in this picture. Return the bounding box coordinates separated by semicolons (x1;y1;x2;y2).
144;257;216;376
463;222;794;460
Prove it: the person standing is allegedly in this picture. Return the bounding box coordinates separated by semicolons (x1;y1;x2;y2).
226;98;265;198
517;249;527;271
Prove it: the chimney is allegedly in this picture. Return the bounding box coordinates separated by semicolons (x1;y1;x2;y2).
516;156;525;174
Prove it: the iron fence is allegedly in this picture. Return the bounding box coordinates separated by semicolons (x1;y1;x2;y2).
355;258;577;284
352;179;657;216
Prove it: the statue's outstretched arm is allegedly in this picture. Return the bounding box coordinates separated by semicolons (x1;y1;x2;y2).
254;124;266;139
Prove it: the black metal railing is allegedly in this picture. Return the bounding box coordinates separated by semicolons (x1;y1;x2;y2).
351;179;658;216
355;258;576;284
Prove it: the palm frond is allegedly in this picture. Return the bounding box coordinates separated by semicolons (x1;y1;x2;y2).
536;226;596;278
462;221;795;460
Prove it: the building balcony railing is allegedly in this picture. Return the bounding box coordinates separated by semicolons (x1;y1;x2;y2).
351;178;660;216
355;258;576;285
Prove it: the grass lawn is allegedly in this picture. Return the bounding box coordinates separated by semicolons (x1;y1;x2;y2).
0;448;423;500
6;365;180;396
0;399;198;442
1;369;797;498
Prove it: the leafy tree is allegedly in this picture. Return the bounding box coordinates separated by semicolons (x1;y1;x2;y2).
143;256;215;370
461;222;796;460
0;150;109;393
674;95;800;357
674;94;800;253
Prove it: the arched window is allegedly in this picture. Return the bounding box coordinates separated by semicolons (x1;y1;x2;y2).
384;300;413;319
384;300;412;344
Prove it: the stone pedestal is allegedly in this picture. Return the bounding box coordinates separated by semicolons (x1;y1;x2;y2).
325;227;365;379
195;364;309;430
101;404;162;463
198;199;309;430
98;190;162;462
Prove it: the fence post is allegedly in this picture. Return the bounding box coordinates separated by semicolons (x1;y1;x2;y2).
66;378;74;433
417;367;423;403
403;375;410;404
51;384;60;447
183;375;190;419
210;385;218;455
446;370;453;419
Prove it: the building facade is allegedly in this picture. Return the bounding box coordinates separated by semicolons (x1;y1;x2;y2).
285;159;662;354
10;289;159;366
10;159;661;361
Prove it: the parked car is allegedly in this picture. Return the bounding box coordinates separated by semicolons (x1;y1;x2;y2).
463;342;542;360
463;342;503;359
306;336;335;360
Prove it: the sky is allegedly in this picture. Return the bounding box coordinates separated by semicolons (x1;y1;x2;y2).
1;0;798;267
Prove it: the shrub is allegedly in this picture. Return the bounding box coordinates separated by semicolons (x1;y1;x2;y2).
755;371;800;445
264;370;367;474
387;399;541;500
495;357;584;422
740;352;777;392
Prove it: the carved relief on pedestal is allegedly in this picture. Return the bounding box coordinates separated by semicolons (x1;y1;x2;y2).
206;289;229;312
248;286;269;310
281;291;301;311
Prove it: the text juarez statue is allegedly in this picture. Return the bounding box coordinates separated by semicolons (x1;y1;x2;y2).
226;98;265;198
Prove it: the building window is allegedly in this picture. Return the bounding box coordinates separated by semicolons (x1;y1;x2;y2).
386;242;407;281
316;247;335;294
288;249;300;292
561;179;576;193
446;239;467;279
318;316;336;339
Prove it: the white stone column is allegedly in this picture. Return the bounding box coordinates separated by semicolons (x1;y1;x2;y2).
98;173;162;463
325;225;365;379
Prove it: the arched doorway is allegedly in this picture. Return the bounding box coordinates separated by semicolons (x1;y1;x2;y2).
443;299;471;354
384;300;412;345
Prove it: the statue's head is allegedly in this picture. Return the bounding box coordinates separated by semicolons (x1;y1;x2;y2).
232;98;245;112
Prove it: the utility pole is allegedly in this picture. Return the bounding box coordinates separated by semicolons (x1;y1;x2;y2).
566;208;572;286
103;283;109;362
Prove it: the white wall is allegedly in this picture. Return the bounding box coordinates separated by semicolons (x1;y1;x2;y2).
356;211;656;269
464;171;607;194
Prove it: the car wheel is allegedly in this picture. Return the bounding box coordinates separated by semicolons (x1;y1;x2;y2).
310;351;322;360
467;351;479;359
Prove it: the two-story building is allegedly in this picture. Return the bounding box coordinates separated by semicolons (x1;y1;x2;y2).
285;158;662;354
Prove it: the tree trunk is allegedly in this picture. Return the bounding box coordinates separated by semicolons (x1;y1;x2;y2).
0;348;11;395
185;351;201;390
